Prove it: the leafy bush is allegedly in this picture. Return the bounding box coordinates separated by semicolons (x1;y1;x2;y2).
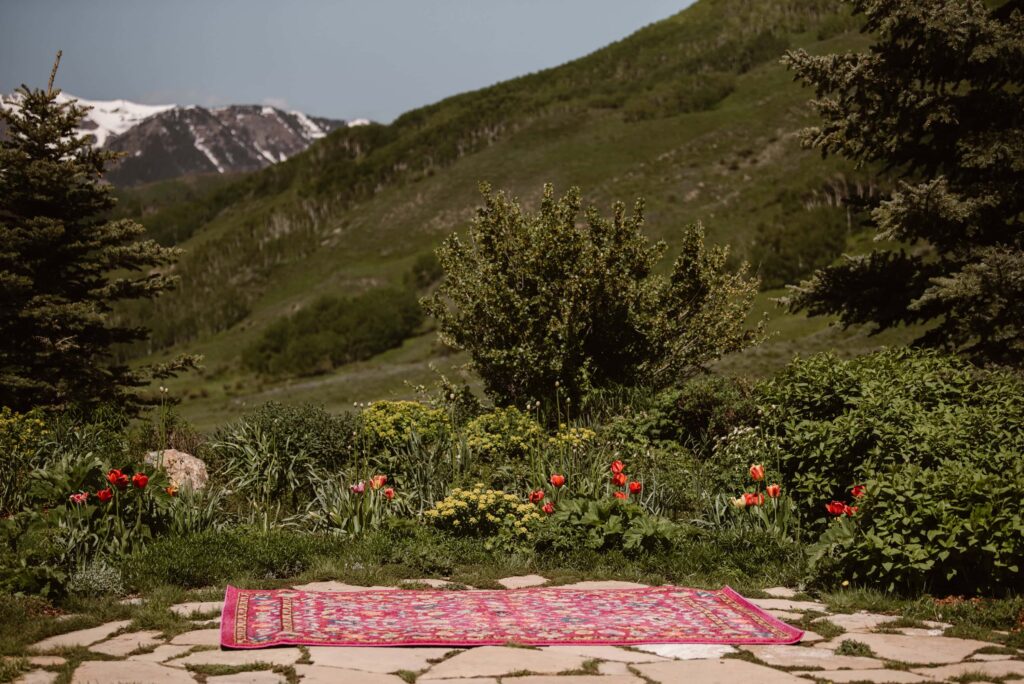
127;529;340;589
718;349;1024;528
424;484;542;547
67;559;126;597
814;456;1024;595
539;499;679;554
306;475;400;536
0;408;48;516
425;184;763;406
211;402;359;474
361;400;450;452
463;407;543;462
244;287;423;376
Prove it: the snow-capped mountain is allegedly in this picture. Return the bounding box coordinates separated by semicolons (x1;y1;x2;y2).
0;92;368;186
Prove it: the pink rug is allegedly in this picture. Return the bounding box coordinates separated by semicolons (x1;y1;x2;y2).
221;584;802;648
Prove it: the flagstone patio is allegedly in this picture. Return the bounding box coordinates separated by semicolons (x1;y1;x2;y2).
17;578;1024;684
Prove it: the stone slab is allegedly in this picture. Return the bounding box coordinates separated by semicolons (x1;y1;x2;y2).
128;644;193;663
632;644;736;660
292;665;408;684
749;598;827;612
497;574;549;589
541;645;669;663
400;578;459;588
798;630;825;644
169;628;220;646
508;677;643;684
743;644;882;669
89;630;164;656
768;610;804;621
819;612;898;633
598;661;633;675
764;587;798;598
207;672;284;684
850;633;992;664
169;601;221;617
168;648;301;668
71;660;195;684
911;660;1024;680
635;658;809;683
29;620;132;651
791;669;932;683
419;645;587;679
15;672;58;684
307;646;454;673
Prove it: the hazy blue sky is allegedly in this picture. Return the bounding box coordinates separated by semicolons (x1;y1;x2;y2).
0;0;692;122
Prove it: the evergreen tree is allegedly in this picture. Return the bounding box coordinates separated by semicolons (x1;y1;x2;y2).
0;54;198;413
783;0;1024;363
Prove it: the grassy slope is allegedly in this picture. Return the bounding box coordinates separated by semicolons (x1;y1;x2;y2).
125;1;918;428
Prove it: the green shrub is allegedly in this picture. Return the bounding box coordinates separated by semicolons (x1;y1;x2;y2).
814;456;1024;595
361;401;450;451
211;402;359;474
719;349;1024;527
127;529;339;589
464;407;544;462
424;484;542;548
425;184;763;406
539;499;679;555
0;408;48;516
67;559;126;597
244;287;423;376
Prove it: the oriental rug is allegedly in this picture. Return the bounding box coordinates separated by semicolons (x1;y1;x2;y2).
221;584;803;648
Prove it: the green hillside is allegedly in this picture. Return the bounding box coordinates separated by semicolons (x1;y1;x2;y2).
119;0;919;428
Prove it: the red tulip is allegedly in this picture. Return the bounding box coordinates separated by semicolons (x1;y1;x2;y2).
132;473;149;489
844;505;858;516
628;481;642;494
542;502;555;514
107;468;129;489
743;492;764;507
749;464;765;482
851;484;866;499
766;484;781;498
383;487;395;500
825;501;846;516
371;474;388;490
610;460;625;474
549;474;566;488
529;489;545;503
611;472;627;487
69;492;89;505
96;488;113;503
613;491;628;500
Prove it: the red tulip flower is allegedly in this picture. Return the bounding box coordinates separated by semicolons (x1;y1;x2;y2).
69;492;89;505
107;469;129;489
96;488;113;503
383;487;395;500
825;500;847;516
611;472;627;487
132;473;149;489
549;474;566;488
844;505;858;516
749;464;765;482
610;460;625;474
613;491;628;500
851;484;866;499
743;492;764;507
371;474;388;490
529;489;545;503
542;502;555;514
628;481;642;494
766;484;781;498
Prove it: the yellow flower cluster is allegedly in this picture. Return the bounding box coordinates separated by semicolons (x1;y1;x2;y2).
425;483;542;537
361;400;449;447
464;407;544;461
0;408;49;452
548;425;596;451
